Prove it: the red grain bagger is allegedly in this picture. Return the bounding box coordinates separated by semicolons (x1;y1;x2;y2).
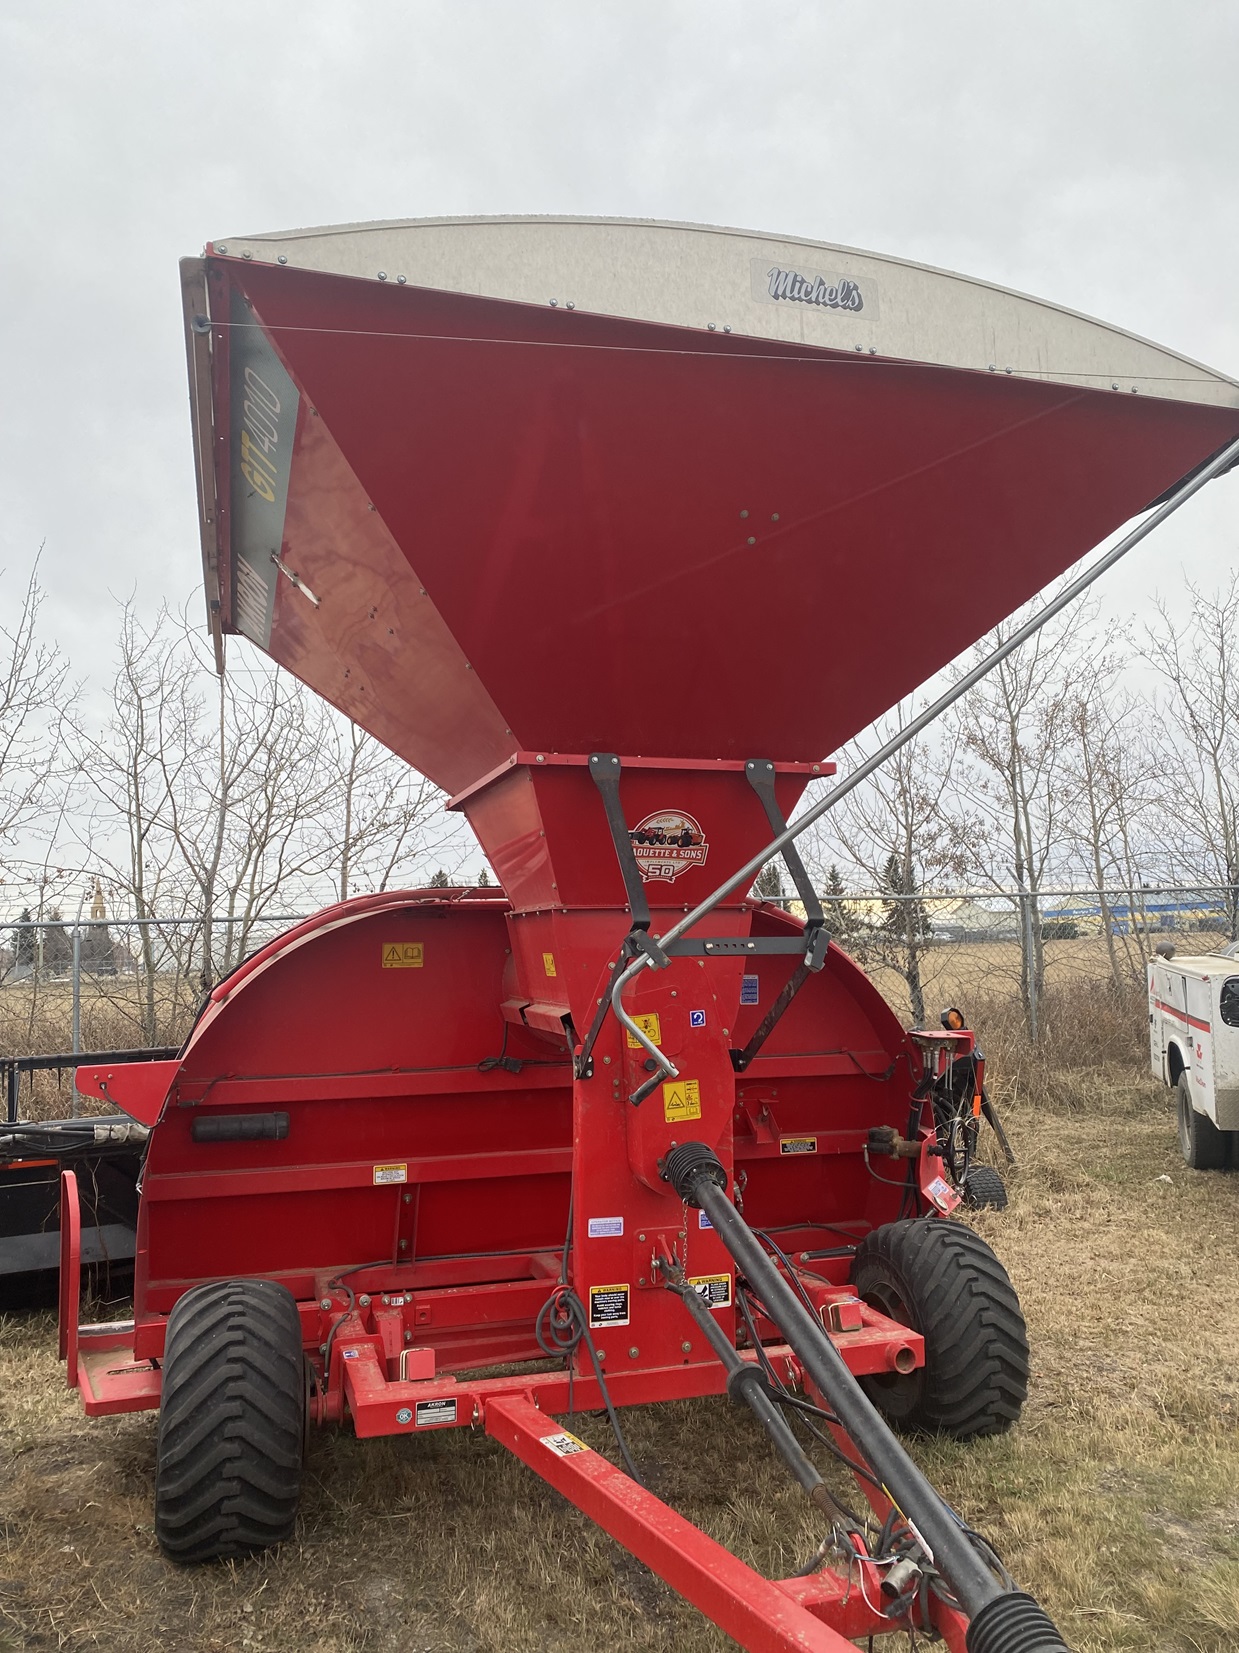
62;219;1239;1652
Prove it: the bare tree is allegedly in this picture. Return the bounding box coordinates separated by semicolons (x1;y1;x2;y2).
71;600;186;1039
320;719;450;903
1056;642;1161;986
151;620;335;986
803;706;973;1025
0;554;73;852
1141;575;1239;939
71;601;467;1020
949;594;1097;1036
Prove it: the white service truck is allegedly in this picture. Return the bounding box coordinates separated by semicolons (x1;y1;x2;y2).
1148;949;1239;1169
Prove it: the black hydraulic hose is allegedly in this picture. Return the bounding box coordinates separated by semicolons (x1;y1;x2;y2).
665;1270;841;1515
665;1147;1003;1621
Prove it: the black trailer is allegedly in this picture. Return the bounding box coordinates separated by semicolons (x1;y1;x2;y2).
0;1048;172;1303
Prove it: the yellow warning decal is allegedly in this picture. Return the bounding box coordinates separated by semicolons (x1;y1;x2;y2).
779;1136;818;1155
588;1283;630;1327
382;942;423;969
542;1429;590;1456
625;1012;662;1049
373;1163;408;1185
542;951;557;977
689;1273;733;1309
663;1078;701;1122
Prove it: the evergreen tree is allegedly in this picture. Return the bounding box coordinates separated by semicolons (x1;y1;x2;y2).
14;910;34;969
754;859;785;900
823;864;853;944
879;854;930;1025
477;866;491;887
428;868;450;888
80;925;118;975
42;909;73;972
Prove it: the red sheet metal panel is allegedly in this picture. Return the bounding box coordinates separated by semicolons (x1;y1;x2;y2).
122;892;912;1357
197;256;1239;793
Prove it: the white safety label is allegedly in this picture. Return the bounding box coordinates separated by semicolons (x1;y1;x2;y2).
542;1430;590;1457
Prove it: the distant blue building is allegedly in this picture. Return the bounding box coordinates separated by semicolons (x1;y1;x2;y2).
1041;895;1229;935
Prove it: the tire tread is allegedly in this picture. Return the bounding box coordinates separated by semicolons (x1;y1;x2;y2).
1177;1074;1228;1170
962;1165;1008;1211
155;1279;305;1563
851;1218;1029;1440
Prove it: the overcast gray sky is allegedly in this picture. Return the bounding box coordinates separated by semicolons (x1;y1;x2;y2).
3;0;1237;670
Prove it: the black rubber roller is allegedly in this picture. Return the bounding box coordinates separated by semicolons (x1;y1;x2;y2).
661;1141;727;1204
965;1591;1071;1653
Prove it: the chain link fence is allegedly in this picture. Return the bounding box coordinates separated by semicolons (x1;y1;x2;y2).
808;880;1229;982
1;913;311;1118
767;884;1237;1072
4;887;1235;1117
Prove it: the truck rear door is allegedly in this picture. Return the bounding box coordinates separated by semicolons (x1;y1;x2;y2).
1214;974;1239;1130
1151;964;1189;1083
1185;973;1216;1121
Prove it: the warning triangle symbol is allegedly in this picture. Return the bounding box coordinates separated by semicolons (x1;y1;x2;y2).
384;945;401;963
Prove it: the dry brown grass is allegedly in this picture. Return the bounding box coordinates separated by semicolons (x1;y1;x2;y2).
2;950;1238;1650
0;980;197;1120
861;930;1225;1038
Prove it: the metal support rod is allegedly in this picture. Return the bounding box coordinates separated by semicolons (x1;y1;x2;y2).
589;753;653;930
664;1271;834;1512
71;928;82;1117
683;1166;1004;1620
744;759;825;927
612;434;1239;1077
761;882;1239;903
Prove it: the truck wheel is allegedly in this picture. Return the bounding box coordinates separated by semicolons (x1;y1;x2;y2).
1176;1074;1228;1170
962;1165;1008;1210
850;1219;1029;1439
155;1279;306;1563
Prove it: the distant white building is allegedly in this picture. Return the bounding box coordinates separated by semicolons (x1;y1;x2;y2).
923;898;1019;943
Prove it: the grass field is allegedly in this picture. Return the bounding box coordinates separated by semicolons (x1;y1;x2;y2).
2;938;1237;1650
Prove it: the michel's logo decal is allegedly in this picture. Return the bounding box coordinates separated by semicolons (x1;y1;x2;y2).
765;266;863;310
629;812;709;883
749;258;878;318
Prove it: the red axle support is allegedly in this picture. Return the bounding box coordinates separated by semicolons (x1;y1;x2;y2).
60;1169;163;1415
69;1250;922;1422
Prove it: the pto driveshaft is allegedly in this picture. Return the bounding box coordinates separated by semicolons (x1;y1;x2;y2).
661;1143;1070;1653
